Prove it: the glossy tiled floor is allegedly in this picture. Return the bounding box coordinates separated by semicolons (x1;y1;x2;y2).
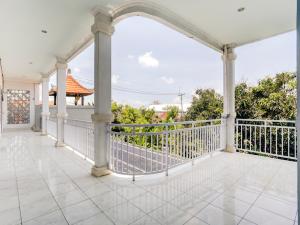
0;130;297;225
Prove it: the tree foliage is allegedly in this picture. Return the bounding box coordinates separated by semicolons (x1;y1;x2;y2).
185;89;223;121
187;72;296;121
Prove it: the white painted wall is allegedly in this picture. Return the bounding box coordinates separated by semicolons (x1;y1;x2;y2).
3;80;35;129
35;105;94;130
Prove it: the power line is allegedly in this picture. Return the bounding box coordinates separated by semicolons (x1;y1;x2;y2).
73;75;182;96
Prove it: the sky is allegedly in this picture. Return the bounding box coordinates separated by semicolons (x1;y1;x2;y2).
50;16;296;107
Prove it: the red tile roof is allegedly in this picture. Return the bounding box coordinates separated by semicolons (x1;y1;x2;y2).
49;73;93;97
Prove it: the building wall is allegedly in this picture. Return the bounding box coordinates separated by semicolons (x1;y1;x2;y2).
2;80;36;129
35;105;94;130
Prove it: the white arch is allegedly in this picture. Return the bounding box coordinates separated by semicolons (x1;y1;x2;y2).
110;1;223;52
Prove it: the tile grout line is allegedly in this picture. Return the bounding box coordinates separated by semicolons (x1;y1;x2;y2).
12;138;23;225
236;160;284;225
22;138;71;225
47;145;118;225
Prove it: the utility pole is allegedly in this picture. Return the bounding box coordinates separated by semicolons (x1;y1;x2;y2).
178;91;185;120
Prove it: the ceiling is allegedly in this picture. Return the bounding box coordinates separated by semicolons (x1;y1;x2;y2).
0;0;296;82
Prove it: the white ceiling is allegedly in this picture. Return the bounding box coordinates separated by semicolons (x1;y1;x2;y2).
0;0;296;81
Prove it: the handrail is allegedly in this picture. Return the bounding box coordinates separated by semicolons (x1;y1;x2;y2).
107;118;225;179
236;118;295;124
108;119;223;128
235;118;297;161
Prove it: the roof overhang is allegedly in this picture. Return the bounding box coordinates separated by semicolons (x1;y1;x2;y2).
0;0;296;82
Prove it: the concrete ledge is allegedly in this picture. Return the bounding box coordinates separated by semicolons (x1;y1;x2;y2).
91;166;111;177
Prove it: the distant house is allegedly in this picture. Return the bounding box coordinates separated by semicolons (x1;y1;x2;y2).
147;103;191;120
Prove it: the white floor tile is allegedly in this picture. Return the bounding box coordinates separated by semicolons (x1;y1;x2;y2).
0;207;21;225
23;210;68;225
91;190;127;210
224;186;260;204
170;193;209;216
149;203;193;225
21;195;59;222
130;192;165;213
54;189;87;208
238;219;257;225
196;205;241;225
105;201;145;225
254;194;297;220
245;206;294;225
83;182;111;198
62;200;101;224
184;217;208;225
74;212;114;225
0;130;297;225
211;194;251;217
130;215;162;225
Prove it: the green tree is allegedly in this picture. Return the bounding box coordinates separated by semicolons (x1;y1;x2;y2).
235;82;255;119
186;89;223;121
252;72;296;120
165;106;179;122
187;72;296;121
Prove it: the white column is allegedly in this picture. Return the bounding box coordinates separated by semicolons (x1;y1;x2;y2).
91;12;114;177
296;0;300;221
33;83;40;131
222;46;236;153
41;76;49;135
55;58;68;147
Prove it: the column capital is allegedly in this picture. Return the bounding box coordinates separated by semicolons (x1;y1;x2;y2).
92;11;114;36
223;46;237;60
55;57;68;69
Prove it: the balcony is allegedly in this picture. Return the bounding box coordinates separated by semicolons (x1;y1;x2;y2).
0;119;296;225
0;1;298;224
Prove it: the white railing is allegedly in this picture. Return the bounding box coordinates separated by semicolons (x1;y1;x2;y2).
235;119;297;160
47;116;57;138
64;119;94;161
107;119;225;179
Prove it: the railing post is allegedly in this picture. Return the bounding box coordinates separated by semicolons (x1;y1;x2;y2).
192;123;195;166
132;126;136;182
165;125;169;176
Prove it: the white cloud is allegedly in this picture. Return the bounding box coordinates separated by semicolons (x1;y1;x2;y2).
138;52;159;68
160;76;175;84
112;74;120;84
74;67;80;73
128;54;135;59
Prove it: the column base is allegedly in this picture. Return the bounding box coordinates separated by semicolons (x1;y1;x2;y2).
32;126;40;132
55;141;65;147
225;145;236;153
41;132;47;136
91;166;111;177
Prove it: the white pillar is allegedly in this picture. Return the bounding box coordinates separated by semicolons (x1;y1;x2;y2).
55;59;67;147
222;46;236;153
41;76;49;135
296;0;300;221
91;12;114;177
33;83;40;131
